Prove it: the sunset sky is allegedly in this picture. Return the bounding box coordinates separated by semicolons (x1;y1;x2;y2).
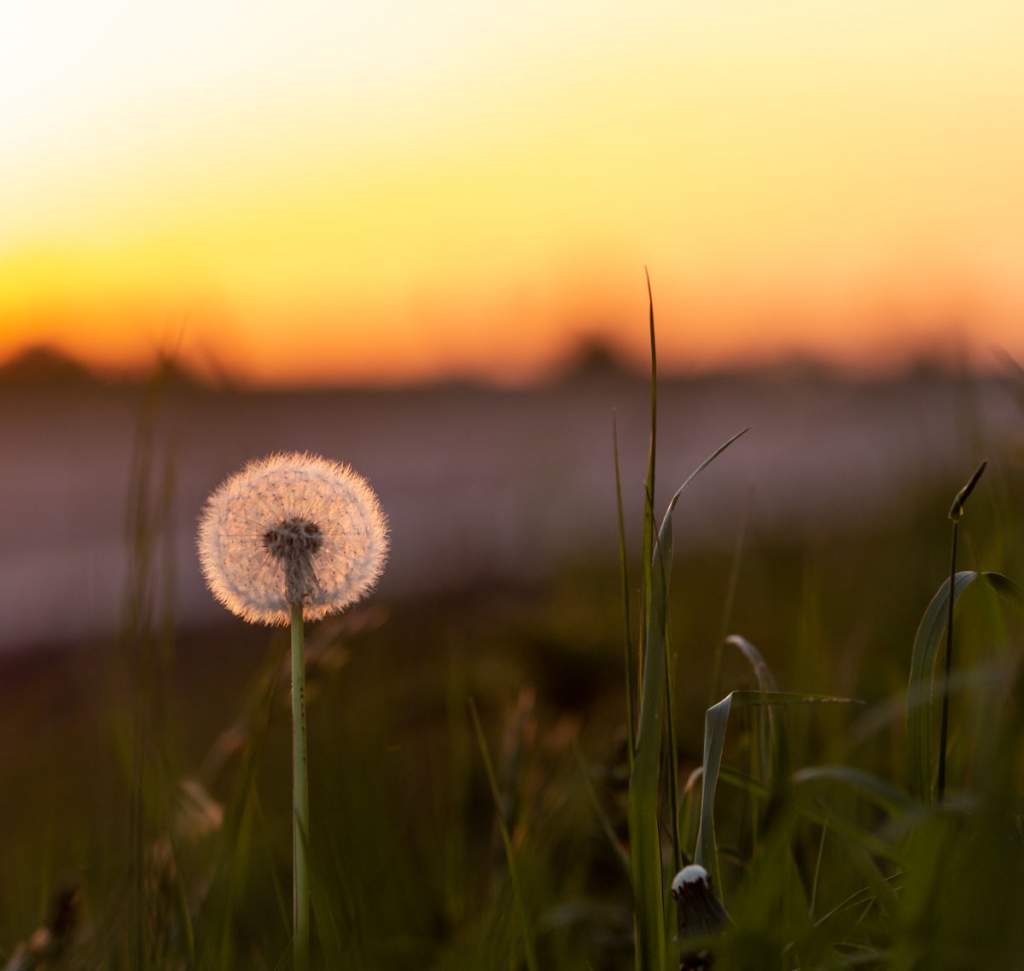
2;1;1023;383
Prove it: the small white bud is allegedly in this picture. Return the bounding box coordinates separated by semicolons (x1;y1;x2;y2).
671;864;710;895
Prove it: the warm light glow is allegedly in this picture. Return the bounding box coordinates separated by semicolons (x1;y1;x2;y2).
2;1;1024;382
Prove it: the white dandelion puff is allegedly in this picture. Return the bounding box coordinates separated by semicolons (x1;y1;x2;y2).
198;452;388;626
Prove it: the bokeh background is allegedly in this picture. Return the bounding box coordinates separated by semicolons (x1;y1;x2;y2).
3;3;1024;966
4;0;1024;652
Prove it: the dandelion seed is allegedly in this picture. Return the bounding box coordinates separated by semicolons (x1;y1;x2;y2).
197;451;388;625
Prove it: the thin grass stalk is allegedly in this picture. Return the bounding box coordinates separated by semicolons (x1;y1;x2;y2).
469;702;539;971
809;819;829;920
613;415;636;767
637;268;657;697
291;603;311;971
936;519;958;804
937;460;986;802
629;531;670;971
629;269;666;971
662;621;683;874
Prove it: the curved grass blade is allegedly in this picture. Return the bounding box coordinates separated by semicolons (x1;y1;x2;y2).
661;431;750;877
906;570;1020;802
724;635;778;693
792;765;916;815
726;634;783;857
655;429;751;539
724;635;783;785
716;766;907;864
694;691;859;889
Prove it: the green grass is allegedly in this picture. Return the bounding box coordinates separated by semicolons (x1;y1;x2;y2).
3;355;1024;969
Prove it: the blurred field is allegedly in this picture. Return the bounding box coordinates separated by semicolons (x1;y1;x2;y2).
1;348;1019;650
2;348;1024;968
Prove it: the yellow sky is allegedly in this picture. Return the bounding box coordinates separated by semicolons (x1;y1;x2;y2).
1;1;1023;382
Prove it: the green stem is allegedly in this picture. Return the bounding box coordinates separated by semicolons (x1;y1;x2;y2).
663;628;682;874
291;602;310;970
936;521;958;803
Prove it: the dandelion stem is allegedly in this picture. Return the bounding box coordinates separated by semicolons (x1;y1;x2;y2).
290;602;311;971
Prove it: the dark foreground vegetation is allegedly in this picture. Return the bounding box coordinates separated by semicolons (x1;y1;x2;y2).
2;467;1023;969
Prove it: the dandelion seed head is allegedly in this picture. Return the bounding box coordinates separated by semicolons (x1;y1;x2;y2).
198;452;388;625
671;864;710;895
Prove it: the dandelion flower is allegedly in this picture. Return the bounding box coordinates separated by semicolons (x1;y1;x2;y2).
197;451;387;970
198;451;388;626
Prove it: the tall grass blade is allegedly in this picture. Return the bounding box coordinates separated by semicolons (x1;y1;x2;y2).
663;628;683;875
629;426;749;970
628;268;663;971
629;522;671;971
613;414;636;769
637;268;658;702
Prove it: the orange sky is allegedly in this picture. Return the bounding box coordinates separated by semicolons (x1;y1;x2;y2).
2;1;1023;383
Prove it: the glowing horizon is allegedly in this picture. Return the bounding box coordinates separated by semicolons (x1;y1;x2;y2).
2;1;1024;383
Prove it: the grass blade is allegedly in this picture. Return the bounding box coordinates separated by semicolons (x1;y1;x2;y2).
628;268;664;971
613;414;636;769
637;268;658;698
792;765;916;815
723;634;781;854
695;691;859;889
905;570;1020;802
629;425;750;969
724;635;783;784
469;701;539;971
656;429;751;537
629;522;671;971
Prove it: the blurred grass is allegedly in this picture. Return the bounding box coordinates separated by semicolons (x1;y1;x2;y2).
1;458;1022;969
3;331;1024;969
